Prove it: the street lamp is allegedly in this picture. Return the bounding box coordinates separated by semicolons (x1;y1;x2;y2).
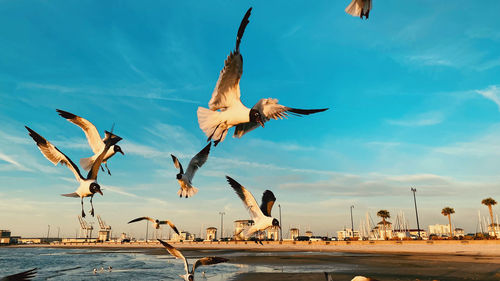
350;205;355;237
411;187;421;239
47;225;50;240
279;204;283;241
219;212;225;241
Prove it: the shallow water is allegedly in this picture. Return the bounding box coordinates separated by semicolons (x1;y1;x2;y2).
0;247;238;280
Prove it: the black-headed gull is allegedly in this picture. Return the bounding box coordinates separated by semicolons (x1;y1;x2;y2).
171;143;211;198
128;217;180;235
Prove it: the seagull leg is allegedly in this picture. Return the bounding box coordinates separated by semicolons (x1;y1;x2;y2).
100;165;105;172
207;123;221;142
105;163;111;176
81;197;86;218
90;195;95;217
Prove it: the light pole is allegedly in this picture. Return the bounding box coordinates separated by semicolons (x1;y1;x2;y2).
47;225;50;240
146;219;149;243
279;204;283;241
350;205;355;237
411;187;421;239
219;212;225;241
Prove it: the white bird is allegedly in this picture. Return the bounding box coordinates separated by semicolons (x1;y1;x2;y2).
56;109;124;175
157;239;228;281
324;272;379;281
25;126;121;217
197;7;328;146
345;0;372;19
127;217;180;235
0;268;37;281
226;176;279;240
171;143;211;198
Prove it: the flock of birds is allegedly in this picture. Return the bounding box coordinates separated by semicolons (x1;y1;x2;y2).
8;1;379;280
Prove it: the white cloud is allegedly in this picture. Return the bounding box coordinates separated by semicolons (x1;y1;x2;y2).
0;152;31;171
387;111;444;127
476;85;500;111
405;55;453;66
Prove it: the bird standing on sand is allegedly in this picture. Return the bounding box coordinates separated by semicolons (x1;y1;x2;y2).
171;143;211;198
197;7;328;146
157;239;228;281
128;217;180;235
324;272;380;281
0;268;37;281
56;109;124;175
226;176;279;240
25;126;122;217
345;0;372;19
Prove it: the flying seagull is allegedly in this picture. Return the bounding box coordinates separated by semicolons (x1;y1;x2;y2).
226;176;279;240
171;143;211;198
345;0;372;19
56;109;124;175
0;268;37;281
128;217;180;235
157;239;228;281
197;7;328;146
25;126;122;217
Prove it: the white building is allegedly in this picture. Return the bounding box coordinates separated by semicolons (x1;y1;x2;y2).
373;221;393;240
429;224;451;237
206;227;217;241
266;226;279;241
172;231;194;242
488;224;500;237
290;228;299;240
234;220;254;239
337;228;360;240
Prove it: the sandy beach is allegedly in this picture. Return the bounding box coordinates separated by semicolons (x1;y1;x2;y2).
8;241;500;280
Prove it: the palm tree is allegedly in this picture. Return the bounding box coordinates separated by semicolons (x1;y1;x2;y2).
441;207;455;238
482;197;497;238
377;210;390;240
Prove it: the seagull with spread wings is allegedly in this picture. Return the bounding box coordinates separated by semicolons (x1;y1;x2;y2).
171;143;211;198
157;239;228;281
128;217;180;235
25;126;121;217
197;7;328;146
226;176;279;240
345;0;372;19
0;268;37;281
56;109;124;175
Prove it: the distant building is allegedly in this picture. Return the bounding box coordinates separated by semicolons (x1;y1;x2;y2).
206;227;217;241
172;231;194;242
429;224;451;237
17;237;61;244
337;228;360;240
290;228;299;240
374;221;393;239
0;230;11;244
305;231;313;238
454;228;465;237
487;223;500;237
266;226;279;241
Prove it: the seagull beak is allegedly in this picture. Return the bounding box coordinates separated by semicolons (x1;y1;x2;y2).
120;150;124;155
98;190;103;196
258;118;265;128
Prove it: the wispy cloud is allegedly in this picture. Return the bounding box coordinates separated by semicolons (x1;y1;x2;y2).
476;85;500;110
405;55;453;66
387;111;444;127
0;152;31;171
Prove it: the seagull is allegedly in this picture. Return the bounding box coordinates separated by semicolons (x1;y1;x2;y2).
128;217;180;235
324;273;379;281
0;268;37;281
56;109;124;175
93;268;97;275
225;176;279;240
25;126;122;217
345;0;372;19
171;143;211;198
197;7;328;146
157;239;228;281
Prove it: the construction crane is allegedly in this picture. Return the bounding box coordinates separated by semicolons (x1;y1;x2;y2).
78;215;93;240
97;215;111;242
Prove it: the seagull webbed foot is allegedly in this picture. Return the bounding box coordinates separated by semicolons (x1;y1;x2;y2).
82;210;86;218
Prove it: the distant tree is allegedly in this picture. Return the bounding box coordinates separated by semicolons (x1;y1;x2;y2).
441;207;455;238
482;197;497;238
377;210;391;240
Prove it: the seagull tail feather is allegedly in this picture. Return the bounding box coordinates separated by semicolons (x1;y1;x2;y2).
80;155;97;171
197;107;225;142
187;186;198;198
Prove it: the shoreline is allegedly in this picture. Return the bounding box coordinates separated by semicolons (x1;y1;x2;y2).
6;240;500;257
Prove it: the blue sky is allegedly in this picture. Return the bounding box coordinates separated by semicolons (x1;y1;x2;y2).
1;0;500;238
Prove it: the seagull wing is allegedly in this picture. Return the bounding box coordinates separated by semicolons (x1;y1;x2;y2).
157;239;189;275
158;220;180;235
192;257;229;273
25;126;84;182
234;99;328;137
208;8;252;111
56;109;104;154
185;142;211;181
345;0;363;17
259;190;276;217
128;217;155;224
171;154;184;174
0;268;37;281
87;131;121;180
226;176;264;220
